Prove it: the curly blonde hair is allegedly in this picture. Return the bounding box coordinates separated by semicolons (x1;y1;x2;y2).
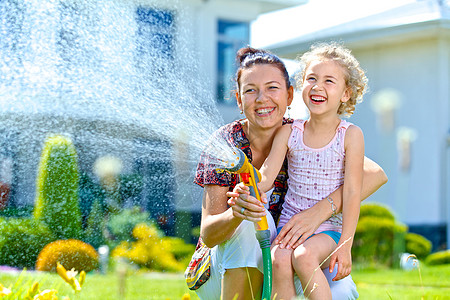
296;42;368;117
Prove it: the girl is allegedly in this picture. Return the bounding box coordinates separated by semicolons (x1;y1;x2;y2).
239;42;368;299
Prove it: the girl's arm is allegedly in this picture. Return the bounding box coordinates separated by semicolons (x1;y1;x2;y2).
329;125;365;281
200;184;266;248
258;125;291;193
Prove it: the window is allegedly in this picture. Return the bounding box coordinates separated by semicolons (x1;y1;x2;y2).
135;7;175;60
217;20;249;104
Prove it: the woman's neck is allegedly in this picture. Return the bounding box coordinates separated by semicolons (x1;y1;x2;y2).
243;120;281;169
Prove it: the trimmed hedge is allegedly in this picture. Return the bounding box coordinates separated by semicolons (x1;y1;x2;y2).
36;239;99;272
405;232;432;260
359;203;395;221
425;250;450;266
352;202;409;267
352;215;407;266
0;217;55;269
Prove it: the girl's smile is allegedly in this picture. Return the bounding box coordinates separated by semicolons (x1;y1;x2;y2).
302;59;350;117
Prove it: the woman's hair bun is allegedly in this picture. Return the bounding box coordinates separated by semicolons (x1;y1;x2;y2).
236;46;268;65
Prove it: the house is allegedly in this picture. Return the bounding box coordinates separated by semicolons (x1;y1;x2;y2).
263;0;450;250
0;0;307;238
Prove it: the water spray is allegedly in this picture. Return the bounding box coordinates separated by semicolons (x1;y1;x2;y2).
221;148;272;300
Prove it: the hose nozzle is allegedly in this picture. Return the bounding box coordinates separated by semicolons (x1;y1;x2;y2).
220;148;246;173
220;148;268;231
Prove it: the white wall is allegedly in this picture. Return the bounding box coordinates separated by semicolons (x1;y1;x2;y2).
350;37;448;226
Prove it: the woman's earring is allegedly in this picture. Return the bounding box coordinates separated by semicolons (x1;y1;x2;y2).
240;110;243;115
287;106;292;119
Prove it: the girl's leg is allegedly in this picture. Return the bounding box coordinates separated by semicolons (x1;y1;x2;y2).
222;267;263;300
271;244;296;300
292;234;337;300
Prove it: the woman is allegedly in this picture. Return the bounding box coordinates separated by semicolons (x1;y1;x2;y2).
194;46;387;300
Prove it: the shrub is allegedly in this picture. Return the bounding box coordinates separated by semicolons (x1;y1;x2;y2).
405;232;432;260
425;250;450;266
84;199;106;249
119;174;143;203
0;217;55;269
352;216;407;267
106;207;153;248
36;239;99;272
359;203;395;221
111;223;194;272
33;134;82;239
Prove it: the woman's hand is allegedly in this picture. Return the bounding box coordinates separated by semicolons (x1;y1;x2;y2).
226;182;267;223
329;241;353;281
273;208;323;250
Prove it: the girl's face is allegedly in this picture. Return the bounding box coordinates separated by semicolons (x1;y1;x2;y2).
236;64;293;130
302;59;350;118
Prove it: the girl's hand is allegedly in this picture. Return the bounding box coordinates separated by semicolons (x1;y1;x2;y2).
273;208;322;249
226;182;266;223
329;242;353;281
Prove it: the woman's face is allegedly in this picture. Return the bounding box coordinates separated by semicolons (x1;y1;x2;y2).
236;64;293;130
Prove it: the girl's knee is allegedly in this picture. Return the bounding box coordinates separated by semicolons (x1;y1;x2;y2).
272;247;293;272
292;246;318;269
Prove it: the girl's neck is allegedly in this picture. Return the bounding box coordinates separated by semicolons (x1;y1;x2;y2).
303;115;342;149
306;114;341;133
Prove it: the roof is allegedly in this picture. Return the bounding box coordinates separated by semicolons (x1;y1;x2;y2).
244;0;308;12
267;0;450;58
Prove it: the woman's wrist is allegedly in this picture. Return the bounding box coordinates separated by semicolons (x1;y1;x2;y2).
310;198;334;222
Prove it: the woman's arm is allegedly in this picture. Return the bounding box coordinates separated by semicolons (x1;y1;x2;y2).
200;184;266;248
274;154;387;249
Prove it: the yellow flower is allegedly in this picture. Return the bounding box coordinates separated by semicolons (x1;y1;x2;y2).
79;271;86;287
181;293;191;300
33;289;57;300
56;262;81;292
0;283;12;296
25;281;40;299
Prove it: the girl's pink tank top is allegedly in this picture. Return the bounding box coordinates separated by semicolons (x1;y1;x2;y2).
278;119;352;234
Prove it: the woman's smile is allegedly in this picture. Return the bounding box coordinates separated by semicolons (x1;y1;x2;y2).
255;107;275;116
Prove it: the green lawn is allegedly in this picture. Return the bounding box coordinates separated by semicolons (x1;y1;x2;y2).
352;264;450;299
0;264;449;299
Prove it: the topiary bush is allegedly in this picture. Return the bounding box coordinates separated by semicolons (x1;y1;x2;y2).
359;203;395;221
405;232;432;260
106;207;153;248
352;203;407;267
0;217;55;269
33;134;82;239
36;239;99;272
111;222;194;272
425;250;450;266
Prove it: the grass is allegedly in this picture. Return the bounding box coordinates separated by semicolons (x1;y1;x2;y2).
0;270;200;300
0;264;449;299
352;264;450;299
